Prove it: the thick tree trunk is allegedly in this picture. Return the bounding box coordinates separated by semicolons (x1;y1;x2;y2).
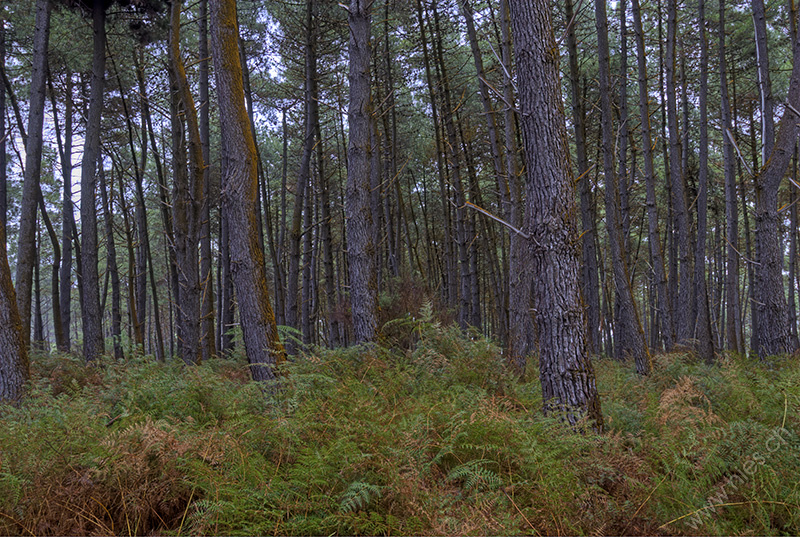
16;0;51;346
0;220;27;402
508;0;604;430
751;3;800;357
210;0;285;379
346;0;378;343
80;0;107;362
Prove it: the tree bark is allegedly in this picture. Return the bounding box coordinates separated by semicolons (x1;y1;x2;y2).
0;219;27;402
169;0;206;364
80;0;107;362
346;0;378;343
595;0;651;374
15;0;51;346
99;165;122;359
632;0;674;353
508;0;604;430
695;0;715;362
752;4;800;357
210;0;286;379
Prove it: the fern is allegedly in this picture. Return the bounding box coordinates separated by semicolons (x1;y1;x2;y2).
340;481;382;513
446;459;503;492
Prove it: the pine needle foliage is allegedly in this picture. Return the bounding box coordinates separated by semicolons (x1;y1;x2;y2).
0;329;799;535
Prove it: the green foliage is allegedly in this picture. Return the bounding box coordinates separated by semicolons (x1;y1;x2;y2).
1;334;800;535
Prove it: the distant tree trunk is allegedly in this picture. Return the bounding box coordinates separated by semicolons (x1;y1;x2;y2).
15;0;51;346
509;0;604;429
666;0;692;345
169;0;205;364
695;0;715;362
199;0;217;361
0;220;27;402
80;0;107;362
0;20;6;243
345;0;378;343
99;165;122;359
51;68;74;352
632;0;674;352
210;0;286;379
595;0;651;374
752;0;775;161
287;0;317;341
564;0;600;355
718;0;742;353
752;4;800;357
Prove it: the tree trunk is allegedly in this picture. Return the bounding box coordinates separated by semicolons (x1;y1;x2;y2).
99;165;122;359
210;0;285;379
0;20;6;246
595;0;651;374
632;0;674;352
752;6;800;356
666;0;692;345
346;0;378;343
15;0;51;346
0;219;27;402
199;0;217;361
80;0;107;362
169;0;205;364
695;0;715;362
508;0;604;430
565;0;600;355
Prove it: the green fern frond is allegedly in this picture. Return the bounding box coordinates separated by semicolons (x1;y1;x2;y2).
446;459;502;492
340;481;382;513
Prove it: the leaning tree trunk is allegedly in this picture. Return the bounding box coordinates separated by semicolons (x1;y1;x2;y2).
210;0;285;380
80;0;107;362
508;0;604;430
345;0;378;344
15;0;51;346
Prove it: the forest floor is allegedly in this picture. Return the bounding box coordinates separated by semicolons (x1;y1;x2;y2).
1;314;799;536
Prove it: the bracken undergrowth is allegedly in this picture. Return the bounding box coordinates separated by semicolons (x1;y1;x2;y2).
1;311;799;535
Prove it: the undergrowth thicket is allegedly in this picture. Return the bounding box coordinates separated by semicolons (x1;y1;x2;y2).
1;311;799;535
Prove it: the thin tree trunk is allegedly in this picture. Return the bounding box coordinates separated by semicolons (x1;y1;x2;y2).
595;0;651;374
99;165;122;359
666;0;692;345
695;0;715;362
199;0;217;361
16;0;51;346
632;0;674;352
80;0;107;362
565;0;600;355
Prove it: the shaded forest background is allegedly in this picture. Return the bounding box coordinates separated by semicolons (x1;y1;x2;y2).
1;0;800;534
2;0;800;367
